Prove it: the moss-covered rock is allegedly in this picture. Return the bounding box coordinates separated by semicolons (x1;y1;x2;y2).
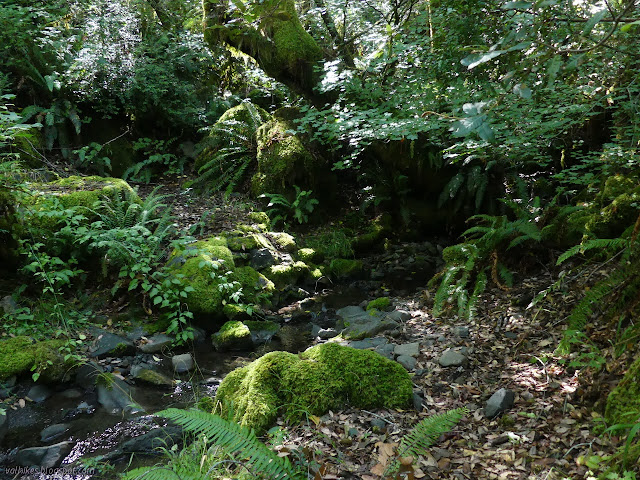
352;214;392;253
168;237;235;316
366;297;392;312
214;343;413;434
251;108;332;197
212;320;253;351
248;211;270;226
264;261;309;288
194;102;271;174
605;355;640;426
233;266;275;304
0;337;70;382
585;185;640;238
297;247;319;263
270;232;297;253
328;259;363;278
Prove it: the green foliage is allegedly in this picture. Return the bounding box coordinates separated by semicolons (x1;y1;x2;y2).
260;186;319;227
303;230;354;259
154;408;304;480
192;102;269;195
124;138;186;184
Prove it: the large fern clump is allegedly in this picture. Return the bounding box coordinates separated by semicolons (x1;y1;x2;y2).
121;408;305;480
192;102;270;196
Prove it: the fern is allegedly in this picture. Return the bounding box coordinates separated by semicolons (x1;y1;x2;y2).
193;102;268;195
384;407;468;476
557;237;629;265
155;408;304;480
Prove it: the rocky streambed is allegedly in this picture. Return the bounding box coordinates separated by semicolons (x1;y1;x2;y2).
0;241;444;479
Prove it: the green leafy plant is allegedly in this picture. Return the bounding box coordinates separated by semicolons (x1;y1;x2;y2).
124;137;186;184
192;102;269;195
73;142;112;176
123;408;305;480
260;186;319;227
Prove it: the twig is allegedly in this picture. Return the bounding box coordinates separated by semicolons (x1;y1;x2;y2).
362;410;395;425
523;354;549;385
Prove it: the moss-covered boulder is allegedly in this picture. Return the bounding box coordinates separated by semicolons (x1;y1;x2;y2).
251;108;333;198
264;261;309;288
0;337;71;382
212;321;253;351
233;266;275;304
194;102;271;175
168;237;236;316
215;343;412;434
585;184;640;238
605;355;640;426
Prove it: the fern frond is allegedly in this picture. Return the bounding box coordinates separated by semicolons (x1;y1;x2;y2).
157;409;303;480
397;407;468;459
557;237;628;265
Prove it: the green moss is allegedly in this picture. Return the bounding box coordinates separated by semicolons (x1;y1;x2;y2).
244;320;279;334
366;297;392;311
112;343;130;356
198;396;216;412
264;261;309;288
328;259;363;278
309;266;324;280
0;337;69;382
270;232;297;252
251;109;317;197
248;211;270;225
194;103;270;173
134;368;173;386
215;343;412;434
352;214;392;253
303;230;353;259
297;247;318;263
224;231;273;252
233;266;275;303
606;355;640;426
585;186;640;238
212;320;253;351
223;304;247;320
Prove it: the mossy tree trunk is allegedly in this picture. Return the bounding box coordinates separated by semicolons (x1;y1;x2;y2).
203;0;328;106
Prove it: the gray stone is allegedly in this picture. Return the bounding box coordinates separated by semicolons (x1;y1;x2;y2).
125;326;147;342
99;426;183;462
15;442;73;468
191;327;207;344
59;389;83;399
130;365;174;387
311;324;322;337
89;330;135;358
0;411;7;445
317;328;338;340
139;334;174;353
40;424;70;442
172;354;194;373
484;388;515;418
75;361;104;389
248;321;280;345
385;310;412;322
374;343;396;360
97;377;143;415
394;342;420;357
0;295;17;315
453;326;470;338
504;331;518;340
438;349;468;367
27;385;52;403
437;335;446;342
250;248;278;270
336;306;399;340
397;355;417;371
370;418;387;431
349;337;388;349
413;392;424;411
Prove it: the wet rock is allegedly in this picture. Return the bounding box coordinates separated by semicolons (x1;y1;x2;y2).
131;365;174;387
27;385;52;403
438;349;468;367
247;320;280;345
172;354;194;373
336;306;399;340
397;355;417;371
97;377;143;415
317;328;338;339
191;327;206;344
250;248;278;270
75;362;104;389
40;424;70;442
59;388;83;399
394;342;420;357
15;441;73;468
138;334;174;354
484;388;515;418
100;426;183;461
374;343;395;360
0;410;7;444
453;326;470;338
89;330;135;358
